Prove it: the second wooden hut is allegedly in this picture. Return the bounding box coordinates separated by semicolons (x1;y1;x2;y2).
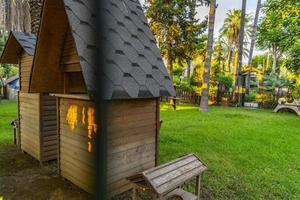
1;32;57;162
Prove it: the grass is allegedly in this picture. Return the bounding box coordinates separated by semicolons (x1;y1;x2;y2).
0;100;17;145
1;100;300;199
160;103;300;199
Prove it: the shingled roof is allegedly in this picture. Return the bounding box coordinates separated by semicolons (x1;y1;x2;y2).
12;32;36;56
0;32;36;64
63;0;175;99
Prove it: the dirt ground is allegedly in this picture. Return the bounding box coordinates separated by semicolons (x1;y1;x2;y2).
0;145;92;200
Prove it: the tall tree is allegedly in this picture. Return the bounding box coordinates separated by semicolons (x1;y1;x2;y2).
145;0;185;81
28;0;43;34
199;0;216;112
0;0;30;32
220;9;250;76
257;0;299;73
286;40;300;73
246;0;262;91
179;12;207;83
248;0;262;66
145;0;209;81
236;0;247;106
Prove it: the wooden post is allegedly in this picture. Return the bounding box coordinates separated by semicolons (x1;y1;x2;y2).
17;91;21;149
39;94;43;165
195;175;201;200
13;128;17;144
56;97;61;174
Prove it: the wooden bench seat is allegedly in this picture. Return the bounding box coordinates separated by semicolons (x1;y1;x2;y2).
128;153;207;199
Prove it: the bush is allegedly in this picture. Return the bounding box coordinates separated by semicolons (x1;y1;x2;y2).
217;73;233;91
255;92;276;108
245;90;257;102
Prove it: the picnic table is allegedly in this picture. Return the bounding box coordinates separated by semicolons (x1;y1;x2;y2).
127;153;207;200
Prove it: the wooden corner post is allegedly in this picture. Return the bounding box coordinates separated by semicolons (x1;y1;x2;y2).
56;97;61;174
155;98;160;166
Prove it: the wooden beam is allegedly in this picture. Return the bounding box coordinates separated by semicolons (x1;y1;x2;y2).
57;97;61;174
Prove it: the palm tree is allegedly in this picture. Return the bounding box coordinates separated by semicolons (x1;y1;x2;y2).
199;0;216;112
28;0;44;34
246;0;262;91
248;0;262;66
220;9;250;76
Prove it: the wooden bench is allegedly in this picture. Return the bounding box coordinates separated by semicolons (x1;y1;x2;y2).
274;104;300;115
127;153;207;200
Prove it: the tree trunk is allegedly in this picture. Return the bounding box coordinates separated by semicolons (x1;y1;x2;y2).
199;0;216;112
167;56;173;81
247;0;262;91
248;0;262;66
272;53;277;73
187;58;191;83
28;0;44;35
5;0;11;31
236;0;247;106
226;47;232;75
265;53;271;72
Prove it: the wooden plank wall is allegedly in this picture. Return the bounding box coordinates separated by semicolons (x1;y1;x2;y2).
20;52;33;92
106;99;157;196
59;98;157;196
61;28;80;68
19;92;41;160
41;94;57;161
59;99;96;193
61;28;86;94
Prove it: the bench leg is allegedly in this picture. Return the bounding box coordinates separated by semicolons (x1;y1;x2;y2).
195;175;201;200
132;186;137;200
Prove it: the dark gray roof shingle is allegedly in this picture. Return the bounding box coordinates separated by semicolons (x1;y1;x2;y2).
63;0;175;99
11;32;36;56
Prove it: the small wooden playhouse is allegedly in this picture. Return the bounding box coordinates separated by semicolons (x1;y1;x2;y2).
29;0;175;196
0;32;57;162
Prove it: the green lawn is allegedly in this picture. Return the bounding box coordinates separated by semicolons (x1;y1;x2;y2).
1;100;300;199
160;103;300;199
0;100;17;145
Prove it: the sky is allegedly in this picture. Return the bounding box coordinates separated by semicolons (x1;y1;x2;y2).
139;0;266;57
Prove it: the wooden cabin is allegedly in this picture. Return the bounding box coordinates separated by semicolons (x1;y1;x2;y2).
29;0;175;197
0;32;57;162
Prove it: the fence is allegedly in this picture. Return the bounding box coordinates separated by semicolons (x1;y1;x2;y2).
176;89;201;105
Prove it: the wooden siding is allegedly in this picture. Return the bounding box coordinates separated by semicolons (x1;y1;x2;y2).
19;92;57;162
61;28;80;66
59;99;96;194
40;94;58;161
20;52;33;92
19;92;41;160
59;98;157;196
61;28;86;94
